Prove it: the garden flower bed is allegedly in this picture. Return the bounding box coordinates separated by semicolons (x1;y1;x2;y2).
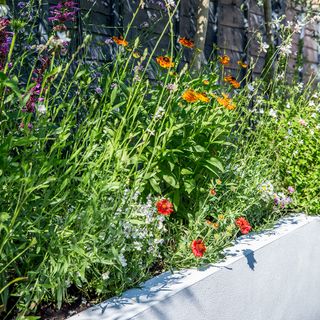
69;214;320;320
0;1;319;319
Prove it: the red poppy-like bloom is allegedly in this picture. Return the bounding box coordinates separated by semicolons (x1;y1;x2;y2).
210;189;216;196
191;239;206;257
235;217;252;234
156;199;174;215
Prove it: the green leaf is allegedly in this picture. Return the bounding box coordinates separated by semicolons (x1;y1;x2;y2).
181;168;193;175
173;189;180;210
150;178;161;193
163;174;179;188
193;145;207;153
184;180;195;194
205;157;224;172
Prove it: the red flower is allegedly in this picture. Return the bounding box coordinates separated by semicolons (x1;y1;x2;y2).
156;199;174;215
235;217;252;234
191;239;206;257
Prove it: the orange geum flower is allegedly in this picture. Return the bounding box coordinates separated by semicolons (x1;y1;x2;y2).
178;37;195;48
219;55;230;65
215;93;236;110
202;79;209;85
237;60;248;68
224;75;240;89
112;36;128;47
196;92;210;103
230;79;240;89
182;89;199;103
156;56;175;69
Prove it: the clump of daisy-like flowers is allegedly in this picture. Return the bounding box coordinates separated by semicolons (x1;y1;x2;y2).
0;18;11;71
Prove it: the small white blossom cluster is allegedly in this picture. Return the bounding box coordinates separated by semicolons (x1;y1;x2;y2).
113;192;167;269
154;107;166;120
258;181;274;201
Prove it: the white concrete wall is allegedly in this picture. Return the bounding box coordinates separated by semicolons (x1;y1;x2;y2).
70;215;320;320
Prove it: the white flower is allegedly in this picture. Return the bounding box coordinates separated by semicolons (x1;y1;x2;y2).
154;238;164;245
37;104;46;115
258;181;274;200
279;43;292;56
102;272;110;280
166;83;178;92
133;241;142;251
247;84;254;92
166;0;176;8
146;128;155;136
269;109;277;118
311;113;317;118
119;254;127;267
57;31;71;42
309;101;316;107
154;107;165;120
286;103;291;109
261;42;269;53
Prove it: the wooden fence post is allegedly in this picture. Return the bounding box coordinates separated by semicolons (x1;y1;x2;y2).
191;0;210;71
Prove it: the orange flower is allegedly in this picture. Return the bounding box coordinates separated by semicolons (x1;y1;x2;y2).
212;222;219;230
206;219;219;230
224;75;240;89
219;55;230;65
237;60;248;68
210;189;217;196
178;37;195;48
230;80;240;89
182;89;199;103
202;79;209;85
112;36;128;47
197;92;210;103
224;75;233;82
156;56;175;69
215;93;236;110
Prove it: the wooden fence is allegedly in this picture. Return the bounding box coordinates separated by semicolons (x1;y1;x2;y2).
9;0;320;80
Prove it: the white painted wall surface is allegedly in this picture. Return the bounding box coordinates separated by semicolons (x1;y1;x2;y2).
69;215;320;320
